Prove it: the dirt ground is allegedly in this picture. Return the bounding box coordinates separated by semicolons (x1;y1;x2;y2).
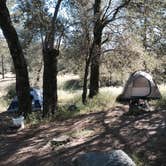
0;75;166;166
0;106;166;166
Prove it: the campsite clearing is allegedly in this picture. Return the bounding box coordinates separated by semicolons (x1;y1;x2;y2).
0;106;166;166
0;74;166;166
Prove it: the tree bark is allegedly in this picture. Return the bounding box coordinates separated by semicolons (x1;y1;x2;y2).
1;55;5;79
89;35;102;98
82;53;91;104
82;59;89;104
89;0;130;98
42;0;62;118
43;49;58;117
82;26;92;104
89;0;103;98
0;1;32;117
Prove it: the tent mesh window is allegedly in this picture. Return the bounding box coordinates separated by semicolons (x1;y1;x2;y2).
132;76;151;97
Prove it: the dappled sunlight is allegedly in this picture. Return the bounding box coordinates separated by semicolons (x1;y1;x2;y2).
100;86;123;96
58;90;81;104
0;74;166;165
0;106;166;165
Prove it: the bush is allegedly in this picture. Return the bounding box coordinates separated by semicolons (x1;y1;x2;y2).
6;84;16;100
63;79;82;90
25;111;42;125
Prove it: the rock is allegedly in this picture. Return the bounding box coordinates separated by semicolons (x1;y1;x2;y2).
68;104;78;112
73;150;136;166
51;135;70;146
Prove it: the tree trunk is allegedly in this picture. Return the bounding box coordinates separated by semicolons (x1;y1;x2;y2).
89;0;103;98
143;0;148;51
82;57;90;104
34;58;43;87
143;0;148;71
89;28;102;98
42;0;62;118
88;0;130;98
43;49;58;117
0;1;31;117
1;55;5;79
82;31;92;104
89;51;100;98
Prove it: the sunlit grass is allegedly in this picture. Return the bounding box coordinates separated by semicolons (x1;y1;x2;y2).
0;97;8;113
159;84;166;95
58;90;81;104
57;74;80;90
1;73;166;119
68;128;94;139
155;84;166;109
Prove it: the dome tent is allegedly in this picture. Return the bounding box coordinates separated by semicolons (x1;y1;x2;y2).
119;71;161;100
7;88;43;112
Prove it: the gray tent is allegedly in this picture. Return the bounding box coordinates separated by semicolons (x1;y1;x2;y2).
119;71;161;100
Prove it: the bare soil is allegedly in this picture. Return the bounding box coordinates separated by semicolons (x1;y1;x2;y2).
0;75;166;166
0;106;166;166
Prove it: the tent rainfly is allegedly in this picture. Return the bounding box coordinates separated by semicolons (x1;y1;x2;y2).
119;71;161;100
7;88;43;112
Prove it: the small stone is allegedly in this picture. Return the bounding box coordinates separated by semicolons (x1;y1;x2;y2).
51;135;70;145
68;104;78;112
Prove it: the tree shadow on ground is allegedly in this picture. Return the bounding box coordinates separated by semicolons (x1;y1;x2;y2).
0;106;166;166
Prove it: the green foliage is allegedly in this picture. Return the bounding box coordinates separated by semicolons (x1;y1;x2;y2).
63;79;82;90
59;92;116;117
54;105;79;120
24;88;118;125
25;111;42;125
156;88;166;109
101;34;162;85
131;153;147;166
0;40;12;74
6;84;16;100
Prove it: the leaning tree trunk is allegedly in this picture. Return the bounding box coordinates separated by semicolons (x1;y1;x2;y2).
82;41;95;103
82;56;91;104
1;55;5;79
0;1;31;117
43;49;58;117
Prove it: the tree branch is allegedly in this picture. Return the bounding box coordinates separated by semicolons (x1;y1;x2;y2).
101;0;112;22
102;0;131;27
44;0;63;49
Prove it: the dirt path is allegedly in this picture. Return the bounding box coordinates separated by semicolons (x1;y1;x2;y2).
0;107;166;166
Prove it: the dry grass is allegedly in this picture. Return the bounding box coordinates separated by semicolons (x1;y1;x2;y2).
57;74;80;89
0;73;15;113
58;90;81;104
0;73;166;114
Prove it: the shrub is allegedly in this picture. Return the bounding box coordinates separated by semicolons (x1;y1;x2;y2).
63;79;82;91
6;84;16;100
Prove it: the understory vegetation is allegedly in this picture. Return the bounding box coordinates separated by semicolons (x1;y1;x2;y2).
1;74;166;127
0;0;166;165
